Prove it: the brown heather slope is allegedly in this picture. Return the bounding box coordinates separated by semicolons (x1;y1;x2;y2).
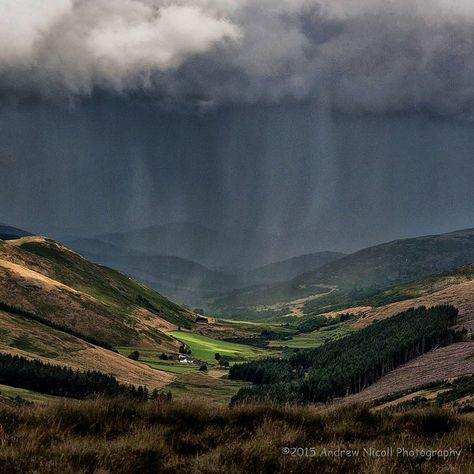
0;310;174;389
346;342;474;402
331;277;474;332
0;236;201;389
0;237;196;350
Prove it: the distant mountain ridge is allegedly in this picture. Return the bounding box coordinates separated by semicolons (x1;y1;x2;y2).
246;251;346;285
62;238;134;257
214;227;474;312
65;231;344;306
96;222;240;270
0;223;32;240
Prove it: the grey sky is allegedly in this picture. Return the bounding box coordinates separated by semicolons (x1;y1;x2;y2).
1;99;473;267
1;1;474;267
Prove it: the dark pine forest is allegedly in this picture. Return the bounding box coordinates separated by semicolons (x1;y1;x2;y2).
230;305;460;404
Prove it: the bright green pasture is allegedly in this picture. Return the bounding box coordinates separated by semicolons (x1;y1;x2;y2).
167;331;267;363
116;346;198;374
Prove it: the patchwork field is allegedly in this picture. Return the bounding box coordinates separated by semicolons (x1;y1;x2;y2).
116;346;199;374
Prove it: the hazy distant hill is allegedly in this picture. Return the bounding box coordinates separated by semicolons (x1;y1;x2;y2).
0;223;32;240
215;228;474;311
97;222;240;269
63;238;133;257
84;254;238;306
66;235;344;306
246;251;345;285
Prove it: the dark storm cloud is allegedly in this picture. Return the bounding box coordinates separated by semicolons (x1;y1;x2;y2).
2;1;474;114
2;100;474;267
2;1;474;270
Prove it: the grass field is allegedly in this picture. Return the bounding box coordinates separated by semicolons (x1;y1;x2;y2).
116;347;198;374
269;322;354;348
167;331;268;363
168;372;249;404
0;383;62;403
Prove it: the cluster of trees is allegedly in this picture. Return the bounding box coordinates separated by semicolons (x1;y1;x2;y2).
230;306;459;404
215;353;230;368
127;351;140;361
0;302;117;352
0;353;152;400
297;313;354;333
179;345;192;355
223;329;294;348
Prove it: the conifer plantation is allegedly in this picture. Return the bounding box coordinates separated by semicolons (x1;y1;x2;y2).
230;306;460;404
0;354;148;400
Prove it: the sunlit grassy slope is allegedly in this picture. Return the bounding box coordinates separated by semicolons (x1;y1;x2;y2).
167;331;268;363
0;237;195;350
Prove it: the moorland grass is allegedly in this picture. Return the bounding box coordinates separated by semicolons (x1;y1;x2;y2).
0;398;472;473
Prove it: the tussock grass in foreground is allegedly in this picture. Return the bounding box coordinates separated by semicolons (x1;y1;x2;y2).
0;398;472;473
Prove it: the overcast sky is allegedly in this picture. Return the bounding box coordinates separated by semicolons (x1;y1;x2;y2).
1;1;474;266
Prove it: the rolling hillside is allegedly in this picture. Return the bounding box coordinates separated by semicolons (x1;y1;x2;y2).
0;237;195;345
0;308;174;390
214;228;474;314
0;236;200;388
263;263;474;401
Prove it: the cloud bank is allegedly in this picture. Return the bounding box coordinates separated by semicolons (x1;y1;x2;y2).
2;0;474;113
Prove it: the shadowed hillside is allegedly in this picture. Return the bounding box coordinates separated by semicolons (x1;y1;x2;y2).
245;251;346;285
0;223;32;241
67;235;344;307
97;222;240;270
214;228;474;313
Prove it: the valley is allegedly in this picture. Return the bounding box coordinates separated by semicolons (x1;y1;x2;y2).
1;225;474;470
2;227;474;406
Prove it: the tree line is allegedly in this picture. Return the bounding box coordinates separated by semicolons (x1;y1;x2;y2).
0;301;117;352
297;312;354;333
0;352;151;400
230;305;460;404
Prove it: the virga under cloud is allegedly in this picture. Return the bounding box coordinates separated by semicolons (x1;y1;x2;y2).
2;0;474;113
